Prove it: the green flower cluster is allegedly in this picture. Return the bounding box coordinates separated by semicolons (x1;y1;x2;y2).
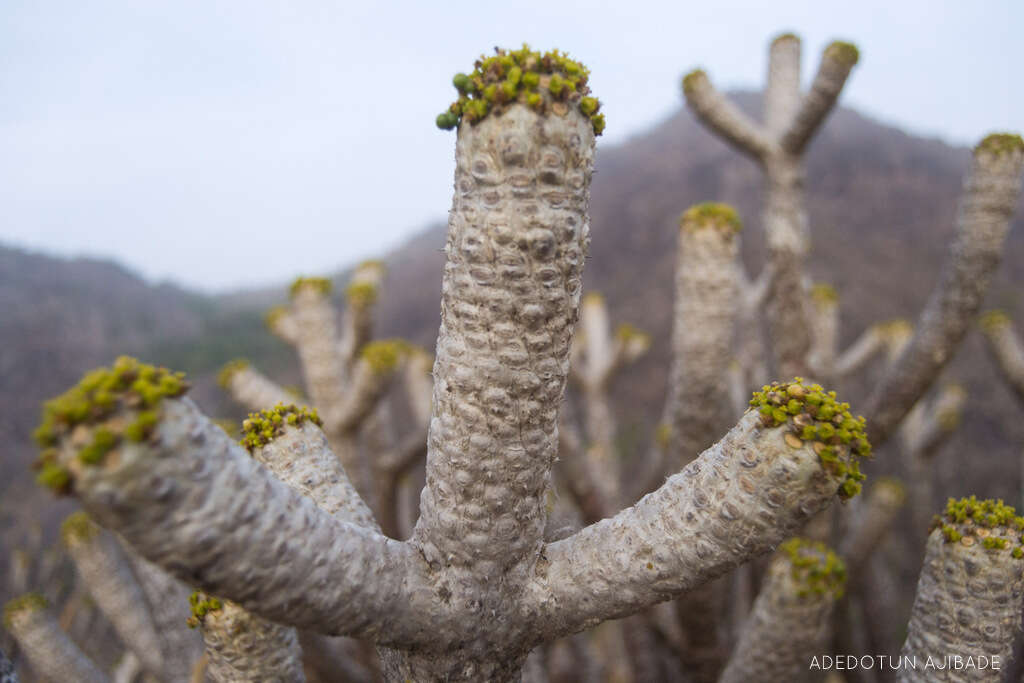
979;309;1011;333
361;339;409;374
749;378;870;499
976;133;1024;156
60;511;100;544
217;359;250;388
241;403;323;453
933;496;1024;559
437;45;605;136
33;357;189;493
345;281;379;309
3;593;48;629
186;591;223;629
680;202;742;233
779;538;847;599
289;276;332;299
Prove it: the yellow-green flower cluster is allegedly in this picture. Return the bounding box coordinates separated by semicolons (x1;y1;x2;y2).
217;359;250;388
437;45;605;136
3;593;48;629
824;41;860;67
186;591;223;629
811;283;839;305
976;133;1024;157
60;511;100;544
779;538;847;599
932;496;1024;558
241;403;323;453
33;357;189;493
979;310;1011;333
680;202;742;233
289;276;332;299
749;378;870;499
361;339;409;374
345;281;379;309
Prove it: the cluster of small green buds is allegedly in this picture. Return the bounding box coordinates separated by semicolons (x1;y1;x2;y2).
779;538;847;599
217;359;250;388
975;133;1024;157
979;310;1011;333
360;339;410;374
811;283;839;305
345;281;379;309
240;403;323;453
824;41;860;67
437;45;605;136
60;511;100;545
33;357;189;493
288;276;332;299
680;202;742;233
187;591;223;629
749;378;870;499
930;496;1024;558
3;594;48;629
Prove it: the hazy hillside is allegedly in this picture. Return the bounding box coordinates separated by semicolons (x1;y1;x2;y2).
2;93;1023;611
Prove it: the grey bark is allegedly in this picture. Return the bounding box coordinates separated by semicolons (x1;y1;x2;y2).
5;601;108;683
866;140;1024;445
898;530;1024;682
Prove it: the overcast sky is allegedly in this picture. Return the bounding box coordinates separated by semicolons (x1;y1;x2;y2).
1;1;1021;293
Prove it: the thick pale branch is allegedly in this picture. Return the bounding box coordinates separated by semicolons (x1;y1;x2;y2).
221;363;296;412
125;551;203;682
682;70;773;161
338;261;385;368
866;138;1024;445
981;314;1024;404
900;384;966;459
266;307;299;345
529;410;852;640
720;541;844;683
899;526;1024;680
764;33;801;136
325;357;399;435
291;284;349;418
662;207;741;472
252;419;379;530
412;103;593;573
835;326;884;378
839;478;906;577
62;515;166;677
59;397;439;647
780;41;859;155
194;598;306;683
4;599;108;683
807;285;839;381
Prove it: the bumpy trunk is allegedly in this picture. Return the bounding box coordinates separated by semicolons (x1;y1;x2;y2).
401;100;594;679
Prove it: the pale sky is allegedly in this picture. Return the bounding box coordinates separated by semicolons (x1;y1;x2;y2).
1;1;1021;292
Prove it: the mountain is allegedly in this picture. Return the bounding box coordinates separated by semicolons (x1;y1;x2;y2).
2;93;1023;603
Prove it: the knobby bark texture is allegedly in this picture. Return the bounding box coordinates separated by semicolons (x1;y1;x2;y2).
658;203;742;682
720;539;845;683
866;136;1024;445
60;514;166;678
192;595;306;683
898;499;1024;682
3;598;108;683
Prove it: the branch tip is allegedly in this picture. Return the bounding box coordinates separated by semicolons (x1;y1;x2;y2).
680;202;743;233
824;40;860;66
975;132;1024;157
241;403;323;453
749;378;870;498
439;45;604;135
